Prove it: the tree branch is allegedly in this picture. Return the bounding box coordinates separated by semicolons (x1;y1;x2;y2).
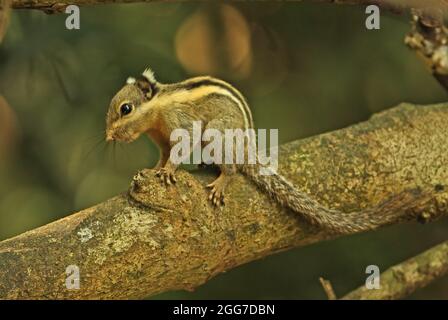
342;240;448;300
0;0;11;42
319;277;337;300
0;102;447;299
405;9;448;92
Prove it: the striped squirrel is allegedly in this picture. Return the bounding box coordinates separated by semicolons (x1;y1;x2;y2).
105;68;423;235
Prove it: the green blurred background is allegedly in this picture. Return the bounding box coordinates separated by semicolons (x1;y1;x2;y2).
0;2;447;299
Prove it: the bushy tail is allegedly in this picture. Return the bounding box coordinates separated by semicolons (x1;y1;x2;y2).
239;164;426;235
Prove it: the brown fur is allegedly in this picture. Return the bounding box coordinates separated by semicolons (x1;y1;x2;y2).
106;72;425;235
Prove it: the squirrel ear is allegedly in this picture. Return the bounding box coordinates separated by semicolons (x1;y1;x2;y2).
126;77;136;84
142;68;156;84
136;79;152;98
136;79;151;91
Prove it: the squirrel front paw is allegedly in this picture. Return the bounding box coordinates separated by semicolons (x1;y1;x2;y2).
155;167;177;185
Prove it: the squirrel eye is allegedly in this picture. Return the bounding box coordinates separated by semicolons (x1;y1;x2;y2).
120;103;133;116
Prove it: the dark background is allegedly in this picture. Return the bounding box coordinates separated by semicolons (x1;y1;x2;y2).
0;2;447;299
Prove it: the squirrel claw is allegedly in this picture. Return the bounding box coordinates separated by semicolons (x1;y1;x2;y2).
207;183;225;207
155;168;177;185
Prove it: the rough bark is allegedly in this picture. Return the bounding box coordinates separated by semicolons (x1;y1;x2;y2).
342;240;448;300
0;102;447;299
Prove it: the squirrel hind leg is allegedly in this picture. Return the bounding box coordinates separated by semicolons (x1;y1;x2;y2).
202;117;241;206
206;164;236;207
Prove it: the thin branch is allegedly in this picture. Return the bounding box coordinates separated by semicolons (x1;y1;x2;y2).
342;240;448;300
0;0;11;42
405;10;448;92
319;277;337;300
0;102;447;299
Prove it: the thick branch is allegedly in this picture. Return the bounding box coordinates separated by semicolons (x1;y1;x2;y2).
342;240;448;300
0;103;447;299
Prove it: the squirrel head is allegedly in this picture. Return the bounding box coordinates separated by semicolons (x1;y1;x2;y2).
106;68;157;142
